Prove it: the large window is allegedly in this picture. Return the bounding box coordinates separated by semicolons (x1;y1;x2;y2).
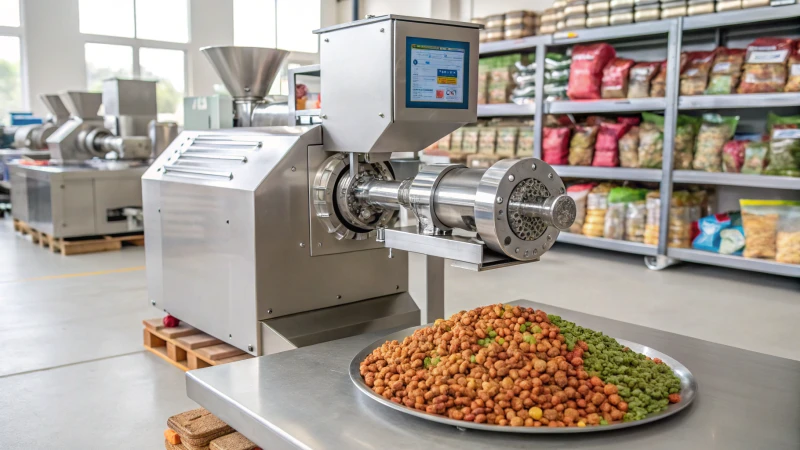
80;0;189;123
234;0;320;52
0;0;22;124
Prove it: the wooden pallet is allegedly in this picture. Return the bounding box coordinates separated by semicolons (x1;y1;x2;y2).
13;218;144;255
142;319;253;371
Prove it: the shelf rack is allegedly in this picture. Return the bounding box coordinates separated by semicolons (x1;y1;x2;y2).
476;6;800;277
477;103;535;117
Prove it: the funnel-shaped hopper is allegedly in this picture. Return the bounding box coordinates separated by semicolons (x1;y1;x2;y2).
60;91;103;118
202;46;289;99
40;94;70;120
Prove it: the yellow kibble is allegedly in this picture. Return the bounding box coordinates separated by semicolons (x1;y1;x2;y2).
577;421;586;428
529;407;543;420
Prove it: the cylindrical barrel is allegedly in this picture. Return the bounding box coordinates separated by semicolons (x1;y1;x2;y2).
433;168;485;231
510;194;576;231
149;120;179;158
355;180;404;210
94;135;152;159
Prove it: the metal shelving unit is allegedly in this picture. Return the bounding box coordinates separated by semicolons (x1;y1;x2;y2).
473;6;800;276
667;248;800;278
547;98;666;114
477;103;535;117
673;171;800;190
554;166;662;182
679;93;800;110
557;233;658;256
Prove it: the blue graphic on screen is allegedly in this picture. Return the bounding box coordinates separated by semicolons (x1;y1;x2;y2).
406;37;470;109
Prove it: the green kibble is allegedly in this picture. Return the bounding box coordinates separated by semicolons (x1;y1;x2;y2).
489;331;497;338
470;355;476;363
599;419;608;426
497;337;505;345
423;357;431;369
532;325;542;334
478;339;485;346
520;324;527;332
525;321;532;327
431;357;441;366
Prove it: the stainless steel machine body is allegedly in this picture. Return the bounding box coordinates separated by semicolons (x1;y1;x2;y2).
11;94;70;151
144;15;576;359
11;79;168;238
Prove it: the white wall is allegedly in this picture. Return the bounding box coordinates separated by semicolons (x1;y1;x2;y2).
186;0;234;98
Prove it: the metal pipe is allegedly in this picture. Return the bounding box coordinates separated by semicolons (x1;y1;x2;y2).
355;180;404;210
352;0;359;21
432;168;484;231
509;194;576;231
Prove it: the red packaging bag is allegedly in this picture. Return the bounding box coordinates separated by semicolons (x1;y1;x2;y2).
739;37;793;94
543;127;571;165
567;43;617;100
617;116;641;126
593;122;631;167
601;58;635;99
722;140;746;173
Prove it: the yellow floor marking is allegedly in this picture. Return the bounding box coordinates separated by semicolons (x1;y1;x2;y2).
0;265;145;284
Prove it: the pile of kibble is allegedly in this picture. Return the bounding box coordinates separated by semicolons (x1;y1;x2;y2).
360;304;680;428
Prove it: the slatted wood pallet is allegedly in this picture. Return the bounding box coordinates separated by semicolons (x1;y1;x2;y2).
143;319;253;371
13;218;144;255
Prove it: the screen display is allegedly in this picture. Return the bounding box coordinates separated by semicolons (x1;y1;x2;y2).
406;37;470;109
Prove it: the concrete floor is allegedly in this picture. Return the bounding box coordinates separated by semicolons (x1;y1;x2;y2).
0;216;797;449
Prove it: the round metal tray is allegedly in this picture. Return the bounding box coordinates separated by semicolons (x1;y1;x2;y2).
350;325;697;433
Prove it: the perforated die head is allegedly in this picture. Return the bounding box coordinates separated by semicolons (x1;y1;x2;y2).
474;158;568;261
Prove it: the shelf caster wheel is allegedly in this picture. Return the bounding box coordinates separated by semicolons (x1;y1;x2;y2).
644;255;678;271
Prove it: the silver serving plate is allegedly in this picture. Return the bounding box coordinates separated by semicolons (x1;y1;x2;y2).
349;325;698;434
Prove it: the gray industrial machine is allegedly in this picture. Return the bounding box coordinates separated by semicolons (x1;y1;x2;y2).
183;46;291;131
9;79;170;238
143;16;576;357
10;94;71;151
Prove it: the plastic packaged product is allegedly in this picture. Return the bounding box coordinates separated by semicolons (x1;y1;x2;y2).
461;127;480;153
488;82;512;104
650;60;670;97
680;51;715;95
485;14;505;28
539;24;558;34
693;114;739;172
564;3;588;15
545;68;570;83
720;226;746;255
588;1;611;12
777;229;800;264
593;122;631;166
544;83;569;99
478;127;497;154
740;199;779;259
565;16;587;29
661;5;688;17
766;115;800;176
450;128;464;152
583;185;613;237
741;141;769;174
556;20;566;30
611;0;635;6
504;10;538;27
604;202;627;240
543;127;572;165
722;140;746;173
638;112;664;168
567;183;595;233
624;200;647;242
484;27;504;42
674;115;700;170
619;126;640;167
586;14;610;27
517;128;535;156
617;116;640;126
568;125;599;166
504;25;537;40
738;37;792;94
609;10;634;24
567;43;616;100
693;212;743;254
716;0;742;9
628;61;660;98
601;58;634;98
437;133;451;151
742;0;769;5
545;53;572;70
634;0;659;4
634;5;661;21
705;48;745;95
687;2;715;14
554;0;568;7
644;192;661;246
495;127;519;157
586;115;614;126
784;48;800;92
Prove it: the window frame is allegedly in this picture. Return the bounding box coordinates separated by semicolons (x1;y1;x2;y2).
80;0;190;101
0;0;28;112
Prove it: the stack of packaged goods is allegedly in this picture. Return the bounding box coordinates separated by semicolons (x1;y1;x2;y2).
634;0;661;22
539;5;564;34
644;190;707;248
625;191;649;242
587;0;611;28
564;0;588;30
513;56;537;105
610;0;635;25
604;187;647;239
687;0;715;15
661;0;688;18
582;183;615;237
566;183;596;233
481;14;505;43
545;53;572;100
504;11;539;40
739;200;800;264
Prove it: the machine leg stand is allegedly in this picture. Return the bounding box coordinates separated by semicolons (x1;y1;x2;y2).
408;253;445;325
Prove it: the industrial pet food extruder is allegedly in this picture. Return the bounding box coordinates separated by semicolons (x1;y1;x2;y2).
143;15;800;450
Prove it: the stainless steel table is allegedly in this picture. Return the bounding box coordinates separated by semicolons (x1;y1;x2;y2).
186;301;800;449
